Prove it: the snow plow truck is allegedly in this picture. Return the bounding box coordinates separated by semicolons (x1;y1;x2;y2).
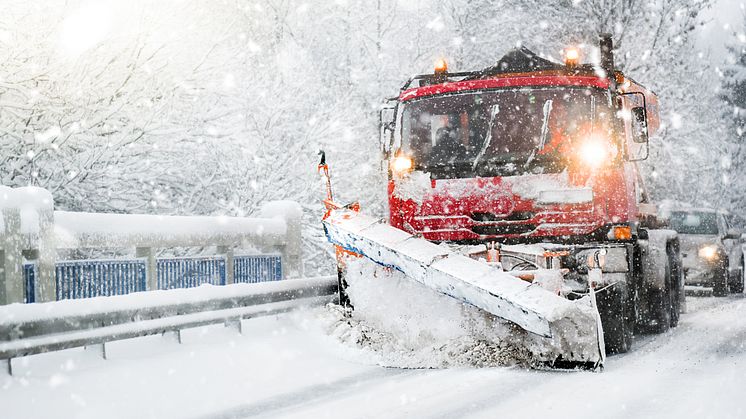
320;34;683;369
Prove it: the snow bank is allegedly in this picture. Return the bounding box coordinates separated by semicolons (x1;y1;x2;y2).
324;260;531;368
322;259;598;368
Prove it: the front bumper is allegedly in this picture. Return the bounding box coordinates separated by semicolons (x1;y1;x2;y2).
683;265;721;286
682;252;723;286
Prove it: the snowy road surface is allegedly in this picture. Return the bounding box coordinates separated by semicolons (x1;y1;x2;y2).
2;294;745;419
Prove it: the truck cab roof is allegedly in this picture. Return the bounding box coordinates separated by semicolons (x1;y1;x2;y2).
398;47;660;137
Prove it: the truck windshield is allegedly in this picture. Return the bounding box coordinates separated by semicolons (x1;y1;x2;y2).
668;211;719;235
400;87;614;178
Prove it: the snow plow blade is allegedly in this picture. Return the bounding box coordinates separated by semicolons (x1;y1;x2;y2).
323;209;605;367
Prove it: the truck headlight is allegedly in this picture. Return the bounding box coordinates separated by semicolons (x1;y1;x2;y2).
578;135;617;169
698;245;719;260
391;155;414;175
579;139;607;168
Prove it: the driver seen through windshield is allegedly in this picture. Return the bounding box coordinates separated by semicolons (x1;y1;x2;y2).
400;87;615;178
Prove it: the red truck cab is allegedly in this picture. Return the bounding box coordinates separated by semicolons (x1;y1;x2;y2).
385;47;660;246
376;38;682;355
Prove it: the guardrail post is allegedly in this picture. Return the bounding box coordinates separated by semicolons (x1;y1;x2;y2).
225;319;242;334
162;330;181;344
85;343;107;359
218;245;234;285
0;208;24;305
36;205;56;302
285;207;302;279
260;201;303;279
136;247;157;291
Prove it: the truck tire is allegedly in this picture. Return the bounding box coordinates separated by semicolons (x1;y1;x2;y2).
713;261;729;297
650;255;672;334
337;266;352;308
729;261;744;294
668;249;682;328
597;283;633;354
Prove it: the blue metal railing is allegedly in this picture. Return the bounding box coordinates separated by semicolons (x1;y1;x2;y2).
21;254;283;302
55;259;147;300
23;264;36;303
157;256;226;290
234;255;282;283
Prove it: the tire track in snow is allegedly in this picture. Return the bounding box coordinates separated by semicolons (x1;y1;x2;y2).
417;371;561;419
193;367;418;419
391;295;746;419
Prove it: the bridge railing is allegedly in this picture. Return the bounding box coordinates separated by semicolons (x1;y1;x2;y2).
0;186;302;305
0;276;337;375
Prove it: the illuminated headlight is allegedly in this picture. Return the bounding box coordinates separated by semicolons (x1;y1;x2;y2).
391;155;414;175
579;138;608;168
698;245;719;260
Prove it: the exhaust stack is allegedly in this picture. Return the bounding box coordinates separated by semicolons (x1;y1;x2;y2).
599;33;614;73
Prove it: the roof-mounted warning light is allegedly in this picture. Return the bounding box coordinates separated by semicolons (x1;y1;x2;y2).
615;71;631;90
564;47;580;67
434;58;448;75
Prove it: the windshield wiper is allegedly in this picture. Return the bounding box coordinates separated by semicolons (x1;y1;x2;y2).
472;104;500;170
524;99;553;168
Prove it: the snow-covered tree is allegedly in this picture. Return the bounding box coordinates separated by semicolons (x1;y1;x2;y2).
719;15;746;223
510;0;722;209
0;0;732;274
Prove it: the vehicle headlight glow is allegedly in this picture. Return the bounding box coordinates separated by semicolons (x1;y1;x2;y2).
698;245;719;260
579;139;608;168
392;155;414;174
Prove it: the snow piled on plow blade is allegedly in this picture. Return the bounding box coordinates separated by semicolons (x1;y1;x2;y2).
323;209;604;367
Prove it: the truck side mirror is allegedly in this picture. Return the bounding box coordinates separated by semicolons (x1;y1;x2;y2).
631;106;648;144
724;228;741;240
379;106;396;158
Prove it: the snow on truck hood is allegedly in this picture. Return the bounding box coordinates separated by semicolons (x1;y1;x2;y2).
393;170;593;206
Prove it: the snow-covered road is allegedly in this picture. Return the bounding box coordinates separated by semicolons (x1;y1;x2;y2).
2;294;745;419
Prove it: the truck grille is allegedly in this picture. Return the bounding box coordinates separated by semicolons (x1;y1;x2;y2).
471;224;536;236
471;211;534;222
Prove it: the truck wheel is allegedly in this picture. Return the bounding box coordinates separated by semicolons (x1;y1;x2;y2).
597;283;633;354
650;255;672;334
337;266;352;308
713;262;729;297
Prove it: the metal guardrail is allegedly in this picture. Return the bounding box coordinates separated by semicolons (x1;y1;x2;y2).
157;256;226;289
21;255;285;303
1;193;303;305
0;276;337;375
23;264;36;304
234;255;282;283
55;259;148;300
